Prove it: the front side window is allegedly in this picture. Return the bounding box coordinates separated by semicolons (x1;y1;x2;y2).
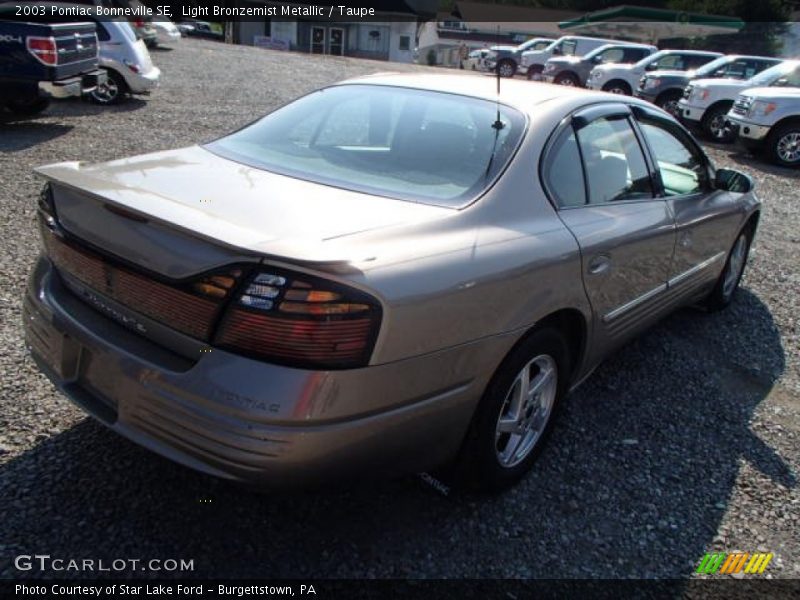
637;119;708;196
575;117;653;204
598;47;625;63
561;40;578;56
653;54;685;70
207;85;526;207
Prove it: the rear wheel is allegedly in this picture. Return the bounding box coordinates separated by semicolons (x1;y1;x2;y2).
701;103;735;142
6;97;50;116
602;80;632;95
497;59;516;78
704;228;752;311
554;72;579;87
766;122;800;167
89;69;127;105
656;90;683;117
454;328;570;492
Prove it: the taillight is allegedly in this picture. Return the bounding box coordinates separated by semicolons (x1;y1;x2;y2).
134;19;145;28
27;36;58;66
214;270;381;369
124;60;141;73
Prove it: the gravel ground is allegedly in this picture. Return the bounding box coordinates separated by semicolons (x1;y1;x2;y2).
0;39;798;580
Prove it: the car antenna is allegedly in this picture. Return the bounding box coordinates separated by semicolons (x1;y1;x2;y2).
493;26;505;131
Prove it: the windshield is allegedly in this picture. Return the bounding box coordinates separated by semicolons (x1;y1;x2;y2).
207;85;526;207
635;50;670;68
748;61;800;86
518;39;551;52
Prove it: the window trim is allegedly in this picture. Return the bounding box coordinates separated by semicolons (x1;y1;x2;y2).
540;102;668;211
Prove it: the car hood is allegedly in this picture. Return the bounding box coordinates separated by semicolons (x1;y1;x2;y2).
738;86;800;101
490;45;517;53
35;146;453;265
691;78;750;91
645;70;690;80
547;56;581;66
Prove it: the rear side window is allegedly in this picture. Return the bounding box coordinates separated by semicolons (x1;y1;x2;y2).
544;129;586;208
575;117;653;204
624;48;650;63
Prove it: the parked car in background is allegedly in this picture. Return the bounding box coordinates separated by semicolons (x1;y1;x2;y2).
150;18;180;46
0;3;105;115
25;74;759;492
90;19;160;104
588;49;722;96
463;48;490;71
543;43;656;87
727;87;800;166
176;20;223;41
521;35;618;81
484;37;555;78
637;55;782;116
72;0;157;47
679;60;800;142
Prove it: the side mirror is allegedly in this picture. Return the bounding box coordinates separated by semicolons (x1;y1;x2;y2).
715;168;753;193
774;77;789;87
645;63;657;71
552;47;562;56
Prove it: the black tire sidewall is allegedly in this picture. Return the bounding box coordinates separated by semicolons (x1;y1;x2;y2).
457;328;571;492
555;72;578;86
767;123;800;167
6;97;50;116
602;81;631;95
497;59;516;78
702;104;734;142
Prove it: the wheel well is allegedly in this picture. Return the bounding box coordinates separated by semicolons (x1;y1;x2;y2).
744;211;760;238
769;115;800;135
513;309;587;381
706;99;733;115
604;79;631;92
557;70;578;81
656;88;682;103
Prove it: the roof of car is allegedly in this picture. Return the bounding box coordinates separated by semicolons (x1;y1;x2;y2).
341;72;603;113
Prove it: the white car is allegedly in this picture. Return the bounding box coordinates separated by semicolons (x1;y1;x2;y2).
151;19;181;46
90;20;161;105
463;49;490;71
587;50;723;95
679;60;800;142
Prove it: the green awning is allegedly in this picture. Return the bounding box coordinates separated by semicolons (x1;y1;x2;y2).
558;5;744;43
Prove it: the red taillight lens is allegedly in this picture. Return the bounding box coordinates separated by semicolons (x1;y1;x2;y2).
42;228;242;341
134;19;145;28
215;271;381;369
27;36;58;66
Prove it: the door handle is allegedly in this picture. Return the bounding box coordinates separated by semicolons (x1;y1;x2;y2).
588;254;611;275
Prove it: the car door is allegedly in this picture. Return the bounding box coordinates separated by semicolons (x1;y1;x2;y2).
543;103;676;348
632;105;743;299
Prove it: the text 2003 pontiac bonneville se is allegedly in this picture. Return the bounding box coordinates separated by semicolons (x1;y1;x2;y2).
24;74;759;491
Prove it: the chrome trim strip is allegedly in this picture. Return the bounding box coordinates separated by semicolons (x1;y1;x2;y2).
603;283;667;323
667;251;726;289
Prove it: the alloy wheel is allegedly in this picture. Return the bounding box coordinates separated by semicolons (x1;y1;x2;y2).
495;355;557;468
498;62;514;78
776;132;800;164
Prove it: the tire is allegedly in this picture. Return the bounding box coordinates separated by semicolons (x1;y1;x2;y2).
704;227;752;312
526;65;543;81
496;59;516;78
453;328;571;492
765;122;800;167
554;72;580;87
701;103;734;143
656;90;683;117
602;80;632;95
89;69;127;105
6;97;50;116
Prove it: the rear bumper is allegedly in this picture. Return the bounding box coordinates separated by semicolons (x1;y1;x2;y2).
38;69;107;99
124;66;161;94
23;256;506;487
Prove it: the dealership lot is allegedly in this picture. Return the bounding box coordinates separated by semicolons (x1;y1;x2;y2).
1;39;798;578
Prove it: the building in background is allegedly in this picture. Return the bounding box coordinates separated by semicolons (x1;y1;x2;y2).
229;0;435;63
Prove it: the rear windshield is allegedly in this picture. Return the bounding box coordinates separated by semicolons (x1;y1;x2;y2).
206;84;526;207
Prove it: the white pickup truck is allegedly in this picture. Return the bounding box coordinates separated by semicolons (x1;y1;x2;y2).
726;86;800;166
679;60;800;142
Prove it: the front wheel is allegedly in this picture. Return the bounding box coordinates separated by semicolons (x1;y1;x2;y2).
496;59;516;78
702;104;735;143
454;328;570;492
656;91;682;117
766;122;800;167
6;97;50;116
554;72;579;87
89;69;127;105
704;228;752;311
